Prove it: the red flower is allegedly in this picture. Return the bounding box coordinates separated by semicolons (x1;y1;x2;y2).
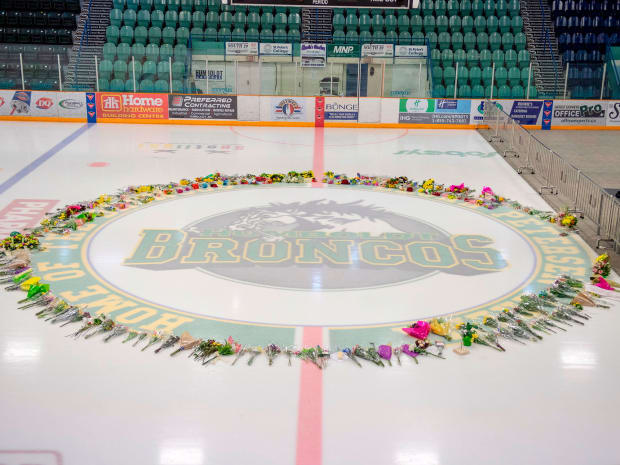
191;183;199;190
211;183;218;188
341;179;350;185
406;186;413;192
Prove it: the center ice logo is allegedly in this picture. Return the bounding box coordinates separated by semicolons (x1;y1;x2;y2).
124;200;507;290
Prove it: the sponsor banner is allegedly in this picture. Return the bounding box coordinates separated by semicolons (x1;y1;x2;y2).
30;91;57;117
362;44;394;58
301;43;326;68
259;43;292;56
86;92;97;123
57;92;87;119
168;95;237;120
225;41;258;56
508;100;543;125
0;90;31;116
606;101;620;126
399;98;471;124
541;100;553;129
324;97;358;121
327;44;360;58
96;93;168;120
271;97;305;121
551;100;606;126
193;68;225;82
0;199;58;237
394;45;428;58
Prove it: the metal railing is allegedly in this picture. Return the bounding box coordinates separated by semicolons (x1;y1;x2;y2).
484;100;620;253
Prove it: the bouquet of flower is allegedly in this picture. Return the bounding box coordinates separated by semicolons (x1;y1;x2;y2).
592;254;611;278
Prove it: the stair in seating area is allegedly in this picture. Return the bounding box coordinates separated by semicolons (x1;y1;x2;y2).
301;8;333;43
521;0;564;97
64;0;113;91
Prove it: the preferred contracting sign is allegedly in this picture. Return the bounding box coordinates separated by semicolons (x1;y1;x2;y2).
168;95;237;120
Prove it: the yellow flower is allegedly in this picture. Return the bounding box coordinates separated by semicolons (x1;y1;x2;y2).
482;316;488;324
180;179;190;186
472;333;479;340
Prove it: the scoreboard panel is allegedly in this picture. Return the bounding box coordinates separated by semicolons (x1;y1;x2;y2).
229;0;411;8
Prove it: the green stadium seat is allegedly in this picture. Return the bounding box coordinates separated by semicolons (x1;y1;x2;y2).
171;60;184;78
177;26;189;44
140;0;152;9
110;78;125;91
137;9;151;27
387;30;399;43
160;43;173;61
474;15;486;33
514;32;525;51
359;30;371;44
422;15;435;32
171;79;183;93
359;14;371;31
132;42;145;60
106;25;120;44
511;84;524;98
449;15;461;32
399;30;412;44
142;59;156;79
127;0;139;11
333;29;345;44
113;0;125;9
165;10;178;27
438;31;451;50
155;79;169;92
486;15;498;32
483;0;495;16
333;13;345;30
194;0;207;11
441;48;454;69
191;26;203;41
346;30;358;44
436;15;448;33
146;43;159;61
495;66;507;85
433;84;446;98
511;15;522;33
454;48;466;65
462;15;474;32
447;0;459;16
464;31;476;49
520;66;530;84
471;84;484;97
489;32;501;50
139;78;154;92
496;0;508;17
432;65;442;80
502;32;513;50
113;59;127;78
498;84;511;98
98;78;110;91
373;30;385;43
345;12;358;31
205;11;218;28
482;65;493;84
505;48;517;67
120;25;134;44
508;0;520;17
408;14;420;32
128;61;142;79
274;27;287;42
174;43;187;60
190;10;205;28
469;65;482;83
385;14;397;31
103;42;116;61
288;12;300;27
231;26;244;41
117;42;131;61
135;26;148;44
459;0;472;16
222;26;236;40
260;12;272;29
148;26;161;44
458;84;471;97
371;14;384;31
411;30;424;44
99;59;113;79
397;14;410;30
435;0;447;15
156;60;169;79
527;85;537;98
258;28;271;42
124;9;137;27
499;15;511;33
288;28;300;42
445;84;455;97
162;26;175;44
472;0;483;16
443;65;455;84
181;0;192;11
479;48;491;67
466;48;479;66
421;0;434;16
431;48;441;65
452;31;463;49
207;0;220;12
274;12;287;27
477;31;488;50
508;66;520;86
426;31;438;49
168;0;181;12
151;10;164;27
484;84;497;98
179;10;191;28
110;9;123;27
492;49;504;66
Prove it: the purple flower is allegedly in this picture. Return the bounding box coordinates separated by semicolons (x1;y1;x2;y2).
377;344;392;361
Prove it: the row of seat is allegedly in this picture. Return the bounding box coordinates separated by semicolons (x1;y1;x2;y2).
99;58;186;81
0;10;76;28
0;77;59;89
110;9;300;30
334;14;524;34
102;42;187;62
111;0;299;15
430;47;530;67
551;0;620;13
0;26;72;43
0;0;79;12
554;14;620;32
0;42;69;58
562;48;606;62
98;77;184;93
0;61;58;77
433;83;536;98
417;0;520;18
433;64;532;86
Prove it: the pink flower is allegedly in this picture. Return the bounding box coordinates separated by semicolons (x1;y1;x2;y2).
402;321;430;339
594;277;614;291
449;183;465;192
481;186;495;197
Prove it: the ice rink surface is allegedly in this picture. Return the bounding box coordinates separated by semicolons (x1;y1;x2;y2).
0;121;619;465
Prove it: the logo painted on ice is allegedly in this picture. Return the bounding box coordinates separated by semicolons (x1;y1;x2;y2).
124;200;507;290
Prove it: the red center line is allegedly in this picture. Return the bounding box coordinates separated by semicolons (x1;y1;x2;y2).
296;125;325;465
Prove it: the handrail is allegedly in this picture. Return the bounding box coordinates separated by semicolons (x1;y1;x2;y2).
537;0;559;97
73;0;94;91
